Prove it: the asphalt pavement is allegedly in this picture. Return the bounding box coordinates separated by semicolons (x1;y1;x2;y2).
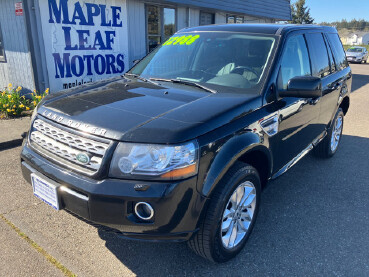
0;63;369;276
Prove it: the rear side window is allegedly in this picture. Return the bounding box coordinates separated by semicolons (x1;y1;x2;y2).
305;33;330;78
278;35;311;90
324;36;337;73
327;33;348;70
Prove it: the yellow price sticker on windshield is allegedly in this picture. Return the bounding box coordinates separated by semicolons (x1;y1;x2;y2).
163;35;200;46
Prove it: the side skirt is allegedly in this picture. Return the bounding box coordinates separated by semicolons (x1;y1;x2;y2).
271;131;327;180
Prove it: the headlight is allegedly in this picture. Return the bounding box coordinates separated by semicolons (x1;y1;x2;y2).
109;141;198;180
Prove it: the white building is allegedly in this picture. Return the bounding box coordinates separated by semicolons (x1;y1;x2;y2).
343;32;369;46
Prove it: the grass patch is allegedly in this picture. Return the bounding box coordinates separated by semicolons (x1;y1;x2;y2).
0;214;76;277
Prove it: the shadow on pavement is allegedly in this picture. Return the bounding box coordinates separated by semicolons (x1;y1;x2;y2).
351;70;369;93
0;138;24;152
97;134;369;276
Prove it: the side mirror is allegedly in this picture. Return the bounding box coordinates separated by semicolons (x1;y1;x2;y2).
279;76;322;98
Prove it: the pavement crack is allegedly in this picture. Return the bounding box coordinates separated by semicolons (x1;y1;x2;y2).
0;213;76;277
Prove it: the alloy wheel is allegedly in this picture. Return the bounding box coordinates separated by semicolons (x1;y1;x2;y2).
221;181;257;249
330;115;343;152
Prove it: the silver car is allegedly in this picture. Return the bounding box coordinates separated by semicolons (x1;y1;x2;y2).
346;46;368;63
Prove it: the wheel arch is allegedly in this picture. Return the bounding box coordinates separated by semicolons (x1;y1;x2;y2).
339;96;350;115
199;132;272;198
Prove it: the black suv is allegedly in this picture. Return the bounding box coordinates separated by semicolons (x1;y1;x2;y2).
21;24;351;262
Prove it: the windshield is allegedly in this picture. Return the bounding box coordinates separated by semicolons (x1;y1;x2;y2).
129;32;276;94
347;48;363;52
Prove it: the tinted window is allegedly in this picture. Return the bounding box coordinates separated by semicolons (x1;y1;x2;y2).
131;32;276;93
278;35;311;90
306;33;330;78
327;33;348;70
324;35;337;73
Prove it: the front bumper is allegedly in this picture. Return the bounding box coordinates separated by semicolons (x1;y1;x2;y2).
347;56;363;62
21;143;207;242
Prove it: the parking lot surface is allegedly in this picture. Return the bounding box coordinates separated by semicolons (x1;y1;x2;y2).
0;63;369;276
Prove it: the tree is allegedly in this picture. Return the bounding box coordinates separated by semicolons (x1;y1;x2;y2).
290;0;314;24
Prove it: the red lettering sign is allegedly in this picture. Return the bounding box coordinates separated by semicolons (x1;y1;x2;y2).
15;2;23;16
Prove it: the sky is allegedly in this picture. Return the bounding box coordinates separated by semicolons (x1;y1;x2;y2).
292;0;369;23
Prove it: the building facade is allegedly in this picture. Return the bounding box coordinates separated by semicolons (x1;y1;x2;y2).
0;0;291;93
341;32;369;46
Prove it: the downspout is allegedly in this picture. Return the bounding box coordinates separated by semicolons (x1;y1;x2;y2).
23;0;40;92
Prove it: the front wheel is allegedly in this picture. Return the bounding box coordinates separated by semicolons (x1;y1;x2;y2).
187;162;261;263
313;108;344;158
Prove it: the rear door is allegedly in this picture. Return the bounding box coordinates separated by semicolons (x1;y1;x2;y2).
305;32;339;129
306;32;350;129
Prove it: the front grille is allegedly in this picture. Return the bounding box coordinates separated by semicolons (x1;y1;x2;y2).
29;118;110;174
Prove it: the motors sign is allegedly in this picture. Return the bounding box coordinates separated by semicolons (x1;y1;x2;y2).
38;0;129;91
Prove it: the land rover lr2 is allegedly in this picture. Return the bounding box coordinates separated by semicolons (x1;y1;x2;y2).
21;24;351;262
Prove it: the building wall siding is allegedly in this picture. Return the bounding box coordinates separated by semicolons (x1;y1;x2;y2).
188;8;200;27
177;7;188;30
124;0;147;68
215;12;227;24
0;0;35;92
164;0;291;21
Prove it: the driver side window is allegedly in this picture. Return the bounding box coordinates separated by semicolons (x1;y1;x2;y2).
278;35;311;90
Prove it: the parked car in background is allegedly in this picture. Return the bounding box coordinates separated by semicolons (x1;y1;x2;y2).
346;46;368;63
21;24;351;263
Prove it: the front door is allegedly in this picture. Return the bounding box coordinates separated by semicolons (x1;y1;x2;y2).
271;33;324;173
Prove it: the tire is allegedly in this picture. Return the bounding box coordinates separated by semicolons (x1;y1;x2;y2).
188;162;261;263
313;108;344;158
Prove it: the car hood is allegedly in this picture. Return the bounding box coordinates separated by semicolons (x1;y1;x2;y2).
37;77;261;143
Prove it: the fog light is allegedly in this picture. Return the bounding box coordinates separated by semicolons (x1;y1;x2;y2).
134;202;154;220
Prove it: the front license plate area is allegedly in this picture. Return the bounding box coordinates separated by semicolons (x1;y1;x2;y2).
31;173;60;210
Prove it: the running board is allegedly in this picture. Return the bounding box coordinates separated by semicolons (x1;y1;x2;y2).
271;131;327;179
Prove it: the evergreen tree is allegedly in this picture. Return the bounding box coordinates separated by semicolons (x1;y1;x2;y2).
290;0;314;24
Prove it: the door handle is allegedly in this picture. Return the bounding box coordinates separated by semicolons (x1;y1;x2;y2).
309;97;320;105
330;82;342;91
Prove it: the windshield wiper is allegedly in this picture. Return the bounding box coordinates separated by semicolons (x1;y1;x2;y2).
124;73;159;85
149;78;217;94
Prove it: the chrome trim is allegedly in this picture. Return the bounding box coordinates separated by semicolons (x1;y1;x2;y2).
272;143;313;179
60;186;89;201
260;112;279;137
33;119;108;155
312;131;327;146
30;131;102;171
29;118;110;174
134;202;154;220
272;131;327;179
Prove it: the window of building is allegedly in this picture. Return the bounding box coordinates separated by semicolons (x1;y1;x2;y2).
278;35;311;90
146;6;176;53
227;15;244;24
199;12;215;25
305;33;330;78
0;24;5;62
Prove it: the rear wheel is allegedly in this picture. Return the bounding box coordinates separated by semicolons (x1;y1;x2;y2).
188;162;261;263
313;108;344;158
